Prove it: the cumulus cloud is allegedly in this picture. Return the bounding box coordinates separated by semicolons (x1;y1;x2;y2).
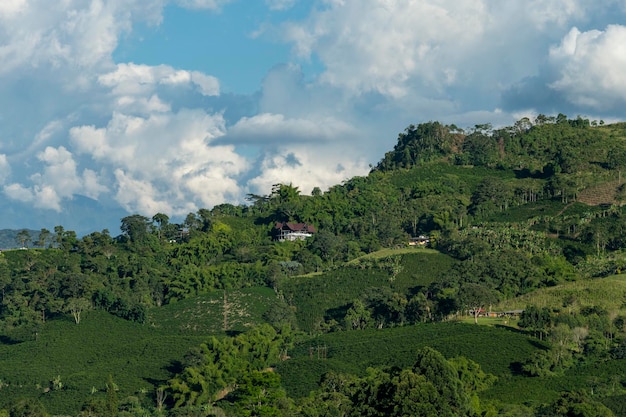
2;0;626;234
189;72;221;96
0;0;242;221
114;169;171;215
283;0;491;97
4;183;37;204
94;63;220;118
99;63;219;98
0;0;173;161
247;145;369;196
0;0;163;77
278;0;626;113
70;108;248;215
0;0;246;229
548;25;626;109
501;22;626;114
227;113;356;144
4;146;107;211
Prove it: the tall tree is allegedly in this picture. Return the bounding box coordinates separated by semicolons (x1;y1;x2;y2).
16;229;31;248
462;131;497;166
65;297;90;324
519;305;552;340
152;213;169;239
36;228;51;248
458;283;499;324
120;214;151;243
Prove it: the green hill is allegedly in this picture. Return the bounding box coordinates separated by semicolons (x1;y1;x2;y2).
0;311;204;414
277;322;542;398
0;288;279;414
495;274;626;313
278;251;457;332
4;116;626;415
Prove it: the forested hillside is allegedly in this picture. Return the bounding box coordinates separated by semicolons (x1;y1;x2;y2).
2;114;626;416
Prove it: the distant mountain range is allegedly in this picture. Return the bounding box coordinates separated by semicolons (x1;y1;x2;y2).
0;229;41;249
0;194;128;237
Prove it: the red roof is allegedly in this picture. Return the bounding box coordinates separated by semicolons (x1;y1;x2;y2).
275;222;316;233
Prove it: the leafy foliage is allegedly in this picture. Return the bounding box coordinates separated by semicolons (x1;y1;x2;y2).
4;115;626;414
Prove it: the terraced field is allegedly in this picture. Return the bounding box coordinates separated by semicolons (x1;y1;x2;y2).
577;180;623;206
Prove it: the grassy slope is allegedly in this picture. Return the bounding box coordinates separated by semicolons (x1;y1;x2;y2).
277;266;626;408
493;274;626;314
482;275;626;410
279;250;456;332
4;253;626;414
279;319;626;410
148;287;277;335
346;247;440;262
388;162;517;190
393;250;457;290
0;311;204;414
482;357;626;409
276;322;542;398
279;268;391;332
0;287;278;414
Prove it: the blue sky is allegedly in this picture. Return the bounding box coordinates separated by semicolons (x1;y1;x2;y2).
1;0;626;234
113;2;321;94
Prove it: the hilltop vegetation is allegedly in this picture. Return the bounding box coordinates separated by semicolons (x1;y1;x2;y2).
2;114;626;415
0;229;41;249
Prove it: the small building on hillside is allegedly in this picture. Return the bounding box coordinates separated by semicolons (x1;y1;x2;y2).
408;235;430;247
274;222;317;241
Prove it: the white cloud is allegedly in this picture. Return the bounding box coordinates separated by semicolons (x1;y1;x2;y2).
114;168;170;215
228;113;356;144
2;0;626;233
283;0;491;97
33;185;63;211
95;63;219;118
0;0;163;76
34;120;64;147
526;0;590;28
82;168;109;200
548;25;626;109
4;183;35;204
190;71;221;96
115;95;172;114
0;0;244;228
247;145;369;196
30;147;82;210
0;0;27;16
7;146;108;211
0;155;11;184
279;0;626;105
4;183;59;211
70;108;248;215
99;63;220;98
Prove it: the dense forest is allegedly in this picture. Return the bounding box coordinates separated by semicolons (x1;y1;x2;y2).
2;114;626;416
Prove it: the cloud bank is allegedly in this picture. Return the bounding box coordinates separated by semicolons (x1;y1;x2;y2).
0;0;625;233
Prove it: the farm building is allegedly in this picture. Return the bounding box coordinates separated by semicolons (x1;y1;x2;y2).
274;222;317;241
